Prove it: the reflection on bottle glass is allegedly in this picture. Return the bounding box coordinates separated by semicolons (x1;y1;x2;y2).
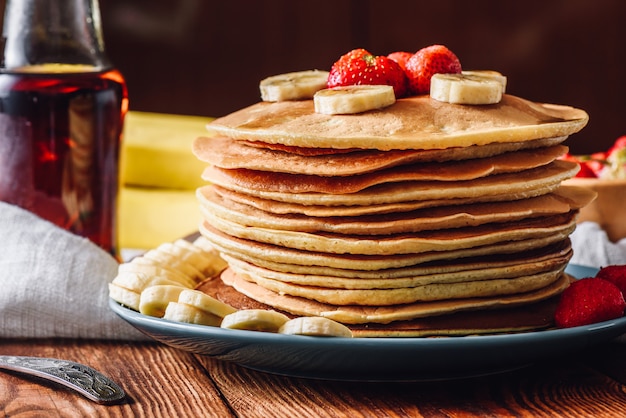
0;66;127;256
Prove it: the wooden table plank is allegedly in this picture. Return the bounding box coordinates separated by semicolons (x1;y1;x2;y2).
2;339;626;417
198;349;626;418
0;339;233;417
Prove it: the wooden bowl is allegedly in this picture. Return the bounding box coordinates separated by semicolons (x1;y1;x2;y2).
564;177;626;242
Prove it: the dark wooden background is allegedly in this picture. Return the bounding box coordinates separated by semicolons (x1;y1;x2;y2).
100;0;626;154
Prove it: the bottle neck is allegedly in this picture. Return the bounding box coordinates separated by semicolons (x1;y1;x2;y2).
1;0;111;73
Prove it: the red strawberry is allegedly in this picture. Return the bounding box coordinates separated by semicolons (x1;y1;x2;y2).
554;277;625;328
328;49;408;98
596;265;626;296
404;44;462;95
387;51;413;72
575;161;597;178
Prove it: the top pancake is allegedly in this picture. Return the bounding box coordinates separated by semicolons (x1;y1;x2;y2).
206;95;588;151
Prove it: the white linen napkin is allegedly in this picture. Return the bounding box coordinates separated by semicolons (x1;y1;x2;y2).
0;202;148;340
570;222;626;268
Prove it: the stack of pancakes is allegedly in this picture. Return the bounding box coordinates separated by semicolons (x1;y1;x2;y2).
192;94;594;336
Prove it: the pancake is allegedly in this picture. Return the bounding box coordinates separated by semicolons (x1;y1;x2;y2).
218;268;570;324
198;185;594;235
204;159;579;205
219;239;573;280
196;274;565;336
193;135;568;176
201;209;577;255
220;247;571;289
202;149;570;193
238;267;565;306
192;89;590;335
199;221;573;271
205;95;588;150
206;183;593;217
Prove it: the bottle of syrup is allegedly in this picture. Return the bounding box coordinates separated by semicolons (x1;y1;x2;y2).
0;0;128;259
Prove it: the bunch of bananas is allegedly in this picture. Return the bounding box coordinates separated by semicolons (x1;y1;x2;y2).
109;236;352;338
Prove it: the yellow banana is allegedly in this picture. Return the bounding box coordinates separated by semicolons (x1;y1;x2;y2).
139;285;188;318
260;70;329;102
176;289;237;318
162;302;222;326
314;85;395;115
278;317;353;338
220;309;290;332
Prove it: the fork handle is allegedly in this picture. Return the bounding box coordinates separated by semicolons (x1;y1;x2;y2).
0;355;126;404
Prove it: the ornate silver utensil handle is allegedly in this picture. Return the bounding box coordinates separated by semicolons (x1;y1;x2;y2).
0;355;126;404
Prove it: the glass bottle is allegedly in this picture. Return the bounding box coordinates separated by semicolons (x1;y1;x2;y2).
0;0;128;259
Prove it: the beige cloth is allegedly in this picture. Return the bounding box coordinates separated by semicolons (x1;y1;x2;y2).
0;202;147;340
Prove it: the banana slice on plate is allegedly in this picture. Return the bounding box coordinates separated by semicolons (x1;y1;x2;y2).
143;248;205;283
108;283;141;311
177;289;237;318
260;70;329;102
314;85;395;115
139;285;188;318
430;71;506;105
220;309;290;332
112;271;184;293
121;258;197;288
173;239;228;277
278;317;353;338
162;302;222;326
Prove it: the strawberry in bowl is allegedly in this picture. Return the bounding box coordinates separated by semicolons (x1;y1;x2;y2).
564;136;626;242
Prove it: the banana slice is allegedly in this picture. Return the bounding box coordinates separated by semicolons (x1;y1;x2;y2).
122;258;197;288
430;72;505;105
260;70;329;102
220;309;290;332
173;239;227;277
462;70;507;91
278;317;353;338
177;289;237;318
143;248;205;282
108;283;141;311
112;271;185;293
162;302;222;326
157;242;214;275
314;85;395;115
139;285;188;318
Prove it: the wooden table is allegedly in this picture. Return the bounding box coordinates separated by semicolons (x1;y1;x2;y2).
2;338;626;417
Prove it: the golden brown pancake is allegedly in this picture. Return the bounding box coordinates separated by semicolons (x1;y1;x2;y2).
203;160;579;205
220;247;571;289
199;221;573;271
238;268;564;306
218;268;570;325
192;92;590;335
198;185;594;235
193;135;568;176
205;95;588;150
206;183;593;217
201;209;577;255
196;274;565;336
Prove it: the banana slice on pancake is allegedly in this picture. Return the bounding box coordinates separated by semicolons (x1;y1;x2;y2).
314;85;395;115
220;309;290;332
278;317;353;338
260;70;329;102
430;71;506;105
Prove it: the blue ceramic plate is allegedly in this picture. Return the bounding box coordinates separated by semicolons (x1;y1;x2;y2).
109;264;626;381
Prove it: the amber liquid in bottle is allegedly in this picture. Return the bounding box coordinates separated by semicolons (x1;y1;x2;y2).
0;66;128;257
